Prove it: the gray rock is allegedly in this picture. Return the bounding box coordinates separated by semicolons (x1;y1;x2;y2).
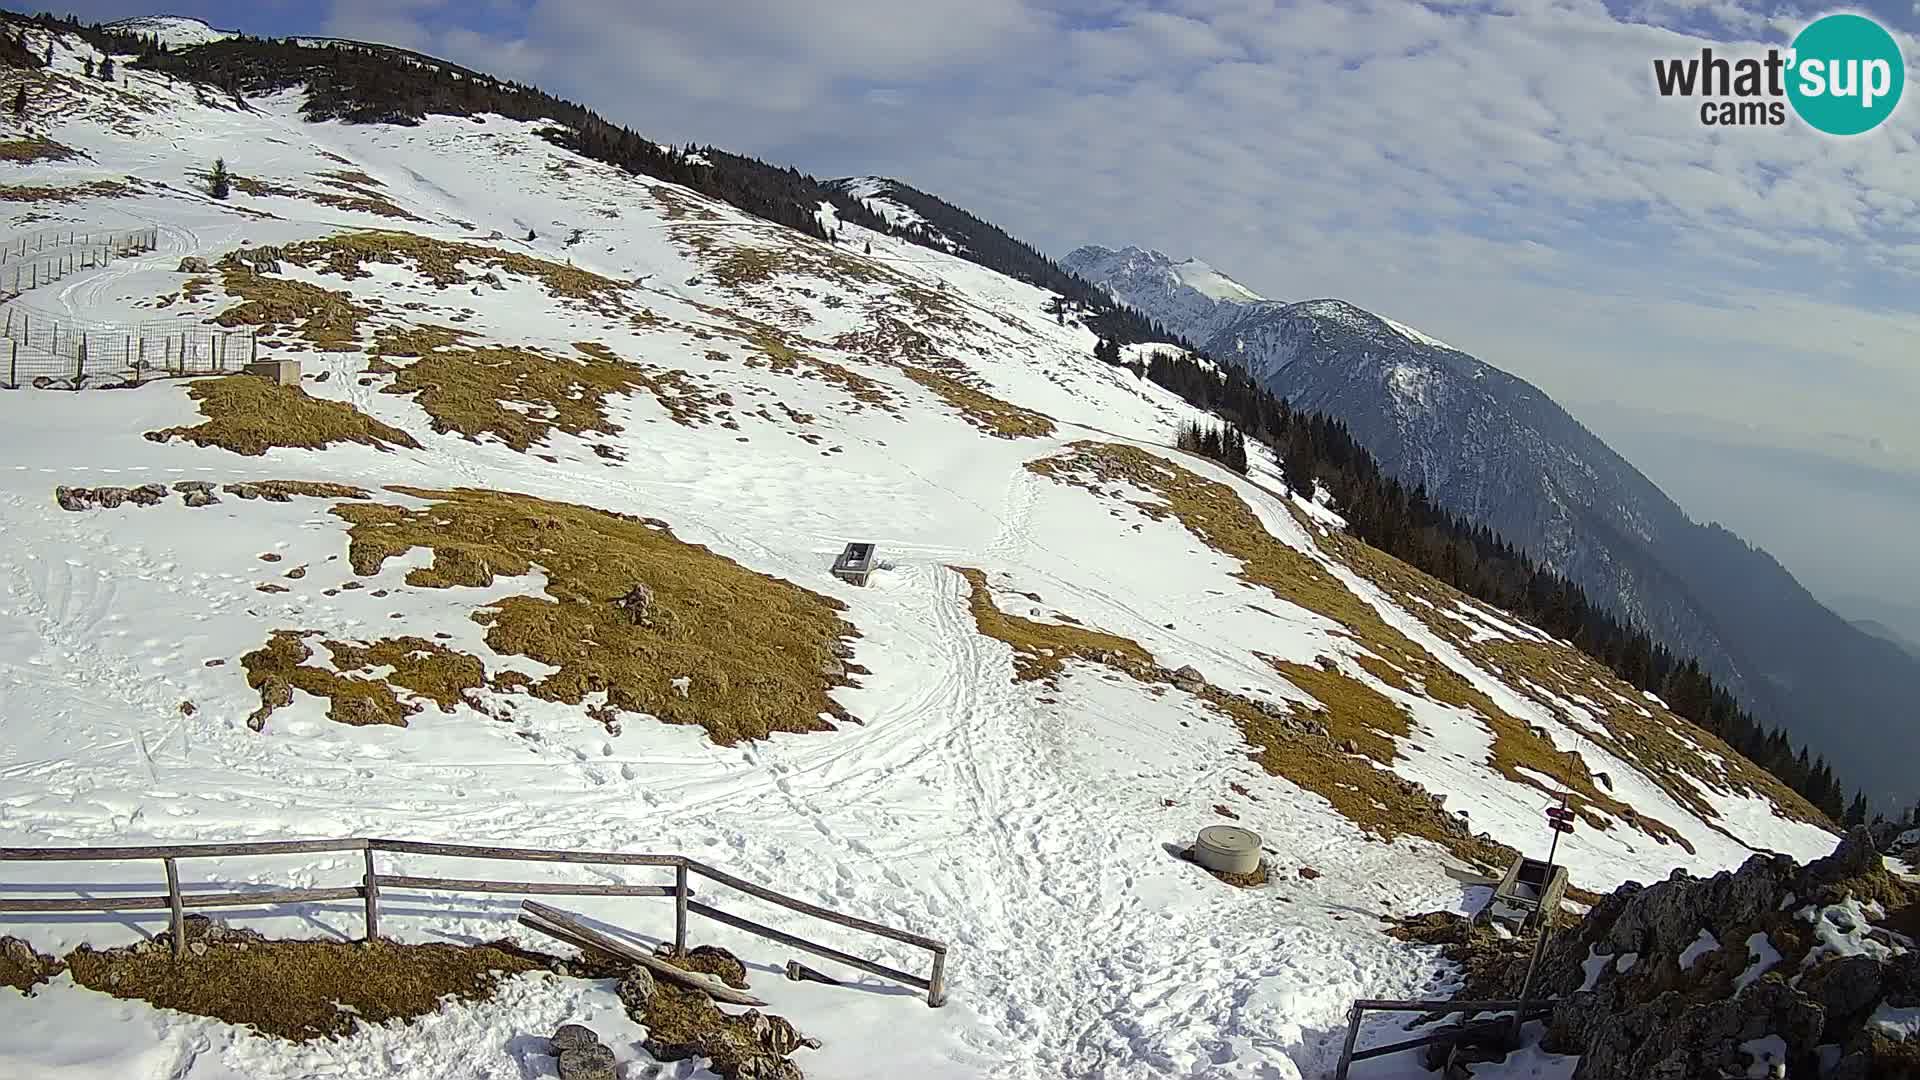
617;967;657;1010
1170;665;1205;691
172;481;216;494
183;490;220;507
55;486;94;511
556;1044;616;1080
188;941;208;957
176;257;208;273
94;486;128;508
130;483;169;506
1800;955;1881;1023
550;1024;601;1052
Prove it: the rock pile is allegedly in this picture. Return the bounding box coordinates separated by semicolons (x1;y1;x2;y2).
548;1024;617;1080
1444;828;1920;1078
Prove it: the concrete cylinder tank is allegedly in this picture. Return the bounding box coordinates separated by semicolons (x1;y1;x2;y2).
1193;825;1262;875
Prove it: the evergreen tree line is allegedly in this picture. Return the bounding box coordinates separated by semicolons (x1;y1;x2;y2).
1123;345;1855;821
1173;420;1249;474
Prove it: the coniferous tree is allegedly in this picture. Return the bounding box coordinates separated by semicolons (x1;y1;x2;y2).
1844;791;1868;829
208;157;230;200
83;56;94;78
43;43;52;65
99;56;114;81
11;86;25;119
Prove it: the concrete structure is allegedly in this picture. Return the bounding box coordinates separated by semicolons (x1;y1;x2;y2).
243;358;300;386
831;542;879;586
1193;825;1262;876
1480;855;1569;932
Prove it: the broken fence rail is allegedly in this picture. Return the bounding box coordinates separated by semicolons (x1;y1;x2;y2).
1333;998;1555;1079
0;836;949;1007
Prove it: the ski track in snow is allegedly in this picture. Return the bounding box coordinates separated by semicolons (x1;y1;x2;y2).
0;37;1828;1080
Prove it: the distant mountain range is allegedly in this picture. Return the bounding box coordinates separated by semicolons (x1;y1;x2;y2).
1063;244;1920;808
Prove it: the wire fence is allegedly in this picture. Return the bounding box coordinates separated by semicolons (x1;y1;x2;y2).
0;298;257;389
0;228;159;295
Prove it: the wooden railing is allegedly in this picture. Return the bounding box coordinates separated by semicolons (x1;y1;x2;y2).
0;837;948;1007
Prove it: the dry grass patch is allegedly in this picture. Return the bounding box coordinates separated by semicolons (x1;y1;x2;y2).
333;487;862;743
1026;441;1694;856
952;556;1516;873
0;179;130;202
0;936;64;994
370;335;651;451
276;231;633;315
241;630;485;730
66;932;543;1042
145;376;420;457
902;367;1056;438
573;341;733;428
0;137;78;162
1262;659;1408;763
951;566;1153;682
230;175;422;222
1329;534;1829;831
214;262;375;350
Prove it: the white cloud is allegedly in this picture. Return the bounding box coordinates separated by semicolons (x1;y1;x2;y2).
317;0;1920;471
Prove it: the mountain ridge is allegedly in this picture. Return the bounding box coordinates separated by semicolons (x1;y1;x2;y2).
1065;242;1920;808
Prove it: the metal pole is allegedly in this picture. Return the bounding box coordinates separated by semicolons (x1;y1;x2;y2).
164;857;185;960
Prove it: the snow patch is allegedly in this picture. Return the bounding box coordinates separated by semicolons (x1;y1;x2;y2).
1678;928;1719;971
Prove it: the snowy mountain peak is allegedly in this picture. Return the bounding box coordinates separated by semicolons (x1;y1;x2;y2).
104;14;237;47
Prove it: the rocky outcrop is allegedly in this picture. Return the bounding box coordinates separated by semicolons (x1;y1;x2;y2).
1464;828;1919;1079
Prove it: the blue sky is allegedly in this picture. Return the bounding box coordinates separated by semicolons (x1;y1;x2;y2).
35;0;1920;631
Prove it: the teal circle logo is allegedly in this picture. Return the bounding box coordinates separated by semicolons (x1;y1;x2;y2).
1787;13;1904;135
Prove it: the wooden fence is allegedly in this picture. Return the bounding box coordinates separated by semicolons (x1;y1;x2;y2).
0;837;948;1007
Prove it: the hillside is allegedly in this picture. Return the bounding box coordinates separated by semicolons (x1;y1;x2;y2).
1065;244;1920;811
0;18;1855;1080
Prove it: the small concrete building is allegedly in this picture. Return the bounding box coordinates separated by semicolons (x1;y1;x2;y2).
1480;855;1569;933
243;358;301;386
831;542;878;586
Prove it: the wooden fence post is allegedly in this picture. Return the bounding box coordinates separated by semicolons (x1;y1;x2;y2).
362;846;380;942
674;861;689;955
9;340;15;388
927;948;947;1007
164;857;185;960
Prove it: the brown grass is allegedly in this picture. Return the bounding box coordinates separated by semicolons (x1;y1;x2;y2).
951;554;1516;873
902;367;1056;438
1323;531;1830;830
0;937;64;994
1025;442;1695;859
0;179;129;202
332;487;862;743
144;376;420;457
951;566;1153;682
214;263;375;350
369;332;650;452
230;175;422;222
276;231;633;315
66;934;543;1042
573;341;734;428
0;137;78;162
241;630;486;729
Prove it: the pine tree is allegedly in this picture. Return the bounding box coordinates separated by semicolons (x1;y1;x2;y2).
11;86;25;120
99;56;115;81
1844;791;1868;829
43;43;52;65
84;56;94;78
863;241;871;256
209;158;230;200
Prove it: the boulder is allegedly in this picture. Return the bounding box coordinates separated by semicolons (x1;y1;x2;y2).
183;490;220;507
1800;956;1882;1024
176;257;209;273
556;1044;616;1080
129;483;169;506
54;486;94;511
550;1024;601;1053
617;967;657;1010
1170;665;1205;691
94;486;128;508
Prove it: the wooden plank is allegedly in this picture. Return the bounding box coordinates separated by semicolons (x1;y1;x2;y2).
682;858;945;953
0;886;363;913
370;839;680;867
377;875;678;897
685;898;929;992
674;862;689;954
1347;1009;1552;1064
517;902;767;1007
0;838;369;862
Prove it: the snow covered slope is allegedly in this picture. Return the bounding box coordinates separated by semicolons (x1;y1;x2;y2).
104;15;238;48
0;24;1839;1080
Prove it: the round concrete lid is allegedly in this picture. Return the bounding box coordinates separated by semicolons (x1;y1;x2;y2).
1196;825;1261;855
